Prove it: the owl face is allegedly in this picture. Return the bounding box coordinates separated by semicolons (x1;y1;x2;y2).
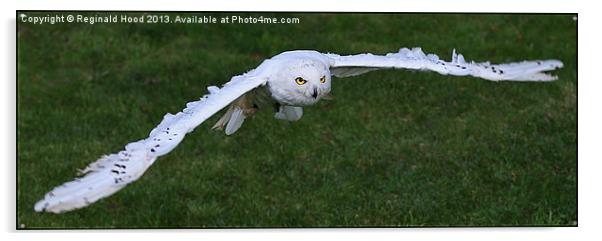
267;58;331;106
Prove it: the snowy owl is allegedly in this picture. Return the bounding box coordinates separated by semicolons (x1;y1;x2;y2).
34;47;563;213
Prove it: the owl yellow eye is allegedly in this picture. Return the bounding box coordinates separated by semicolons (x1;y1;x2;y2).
320;76;326;83
295;77;307;85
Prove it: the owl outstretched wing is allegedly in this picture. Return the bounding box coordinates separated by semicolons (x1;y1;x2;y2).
326;47;563;81
34;69;269;213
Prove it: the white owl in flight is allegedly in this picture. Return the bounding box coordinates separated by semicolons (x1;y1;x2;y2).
34;47;563;213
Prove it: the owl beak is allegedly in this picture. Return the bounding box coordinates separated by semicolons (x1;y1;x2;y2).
311;87;318;99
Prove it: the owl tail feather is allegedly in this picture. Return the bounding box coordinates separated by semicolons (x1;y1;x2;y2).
212;105;249;135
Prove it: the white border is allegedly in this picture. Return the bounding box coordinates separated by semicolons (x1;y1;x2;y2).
3;1;598;241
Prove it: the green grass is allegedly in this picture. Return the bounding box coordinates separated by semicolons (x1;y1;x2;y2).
17;12;577;228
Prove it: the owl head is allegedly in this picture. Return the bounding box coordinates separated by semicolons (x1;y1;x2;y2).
267;58;332;106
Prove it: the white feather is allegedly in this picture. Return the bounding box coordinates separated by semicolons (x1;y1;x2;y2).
274;105;303;121
34;67;269;213
326;47;563;81
224;107;246;135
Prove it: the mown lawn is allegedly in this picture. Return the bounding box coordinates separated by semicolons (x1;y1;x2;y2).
17;12;577;228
